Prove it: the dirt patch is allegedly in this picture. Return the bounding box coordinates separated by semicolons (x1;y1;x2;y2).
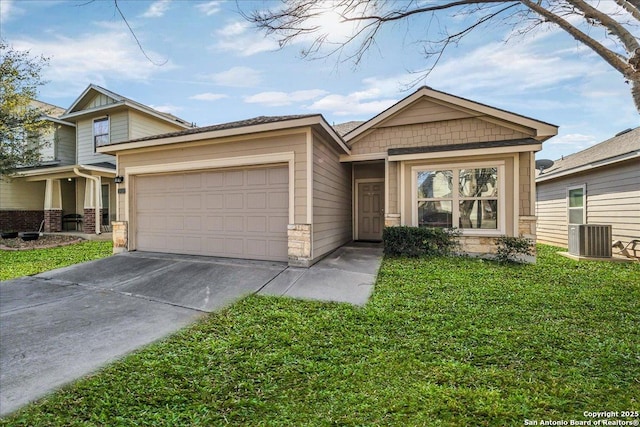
0;235;84;251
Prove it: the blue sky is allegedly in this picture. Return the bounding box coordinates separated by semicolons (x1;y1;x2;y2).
1;0;637;162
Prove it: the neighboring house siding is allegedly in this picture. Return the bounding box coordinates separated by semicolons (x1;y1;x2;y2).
76;117;118;165
116;132;308;224
312;132;352;259
128;110;185;140
0;179;45;210
39;128;56;162
350;118;531;155
56;125;76;165
536;160;640;247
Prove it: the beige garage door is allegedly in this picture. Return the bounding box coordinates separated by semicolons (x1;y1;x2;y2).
135;165;288;261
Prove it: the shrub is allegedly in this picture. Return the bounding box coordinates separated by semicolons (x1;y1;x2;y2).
383;226;460;257
495;235;534;263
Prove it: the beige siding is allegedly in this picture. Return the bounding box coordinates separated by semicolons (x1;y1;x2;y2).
128;110;185;140
388;161;399;213
381;98;475;128
312;132;352;259
519;152;533;216
117;132;308;227
81;93;117;110
0;179;45;210
536;160;640;247
350;117;531;156
61;179;76;215
56;125;76;165
76;117;118;165
353;162;384;180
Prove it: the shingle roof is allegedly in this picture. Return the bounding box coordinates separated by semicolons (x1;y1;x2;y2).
109;114;321;145
539;127;640;179
333;121;365;136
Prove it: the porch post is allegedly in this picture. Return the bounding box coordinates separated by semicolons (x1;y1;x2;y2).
43;179;62;232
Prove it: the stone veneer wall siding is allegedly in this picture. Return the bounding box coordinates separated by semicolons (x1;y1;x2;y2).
350;118;530;155
112;221;128;254
288;224;311;267
0;210;44;232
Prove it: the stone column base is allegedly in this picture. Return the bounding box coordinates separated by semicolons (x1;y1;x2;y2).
112;221;128;254
44;209;62;232
384;214;401;227
288;224;311;267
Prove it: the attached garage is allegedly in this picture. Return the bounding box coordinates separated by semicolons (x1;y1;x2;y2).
134;165;289;261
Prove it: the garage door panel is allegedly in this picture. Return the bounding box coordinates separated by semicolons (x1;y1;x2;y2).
225;170;243;186
225;193;244;209
136;165;288;261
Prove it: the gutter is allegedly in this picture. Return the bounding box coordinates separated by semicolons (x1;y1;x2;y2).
73;167;101;235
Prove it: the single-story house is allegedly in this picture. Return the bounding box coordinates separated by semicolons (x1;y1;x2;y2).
99;87;557;266
536;127;640;251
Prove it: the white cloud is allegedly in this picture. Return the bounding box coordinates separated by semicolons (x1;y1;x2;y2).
308;94;396;116
205;66;262;87
149;103;183;114
244;89;328;107
142;0;171;18
12;30;175;94
547;133;597;146
189;92;228;101
195;1;222;16
0;0;20;23
214;21;279;56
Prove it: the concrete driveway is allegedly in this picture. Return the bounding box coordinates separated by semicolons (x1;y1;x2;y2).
0;244;383;416
0;252;287;416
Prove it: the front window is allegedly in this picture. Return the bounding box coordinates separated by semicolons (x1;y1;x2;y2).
93;117;109;151
415;165;502;232
567;186;585;224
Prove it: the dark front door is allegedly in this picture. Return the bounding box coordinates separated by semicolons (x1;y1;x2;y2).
358;181;383;241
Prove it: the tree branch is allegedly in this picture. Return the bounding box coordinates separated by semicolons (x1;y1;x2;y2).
113;0;167;66
615;0;640;21
520;0;637;79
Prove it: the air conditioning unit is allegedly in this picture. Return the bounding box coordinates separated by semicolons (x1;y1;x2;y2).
568;224;612;258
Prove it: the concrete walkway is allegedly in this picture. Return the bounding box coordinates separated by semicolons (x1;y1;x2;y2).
0;242;383;416
260;242;383;305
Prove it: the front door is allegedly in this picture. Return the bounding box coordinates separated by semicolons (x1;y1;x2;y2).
357;181;384;241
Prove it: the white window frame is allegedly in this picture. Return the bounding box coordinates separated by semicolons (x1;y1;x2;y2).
93;116;110;152
567;184;586;225
411;161;506;235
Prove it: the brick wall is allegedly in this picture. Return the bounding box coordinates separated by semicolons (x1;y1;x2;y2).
44;209;62;232
83;208;102;234
0;210;44;232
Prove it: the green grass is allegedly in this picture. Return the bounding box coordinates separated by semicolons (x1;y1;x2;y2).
2;245;639;426
0;241;113;280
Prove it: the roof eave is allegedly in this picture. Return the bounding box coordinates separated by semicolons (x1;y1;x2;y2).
536;150;640;182
98;115;349;155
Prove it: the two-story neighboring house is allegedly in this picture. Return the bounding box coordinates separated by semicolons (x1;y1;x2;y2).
0;84;193;234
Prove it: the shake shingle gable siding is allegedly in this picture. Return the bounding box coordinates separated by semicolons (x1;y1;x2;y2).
104;115;321;146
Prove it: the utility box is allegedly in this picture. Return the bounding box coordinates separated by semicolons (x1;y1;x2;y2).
568;224;612;258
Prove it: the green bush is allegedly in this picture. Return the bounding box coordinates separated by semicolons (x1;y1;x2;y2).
383;226;460;257
495;235;534;263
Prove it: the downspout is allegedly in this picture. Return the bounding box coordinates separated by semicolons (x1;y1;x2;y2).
73;167;101;235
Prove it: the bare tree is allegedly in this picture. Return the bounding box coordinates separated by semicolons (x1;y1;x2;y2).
245;0;640;111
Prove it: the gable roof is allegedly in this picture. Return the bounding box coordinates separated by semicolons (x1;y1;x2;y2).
537;127;640;182
60;84;193;128
98;114;350;155
333;121;365;136
343;86;558;143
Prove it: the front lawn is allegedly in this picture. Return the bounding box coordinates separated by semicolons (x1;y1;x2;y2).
2;245;639;425
0;241;113;281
